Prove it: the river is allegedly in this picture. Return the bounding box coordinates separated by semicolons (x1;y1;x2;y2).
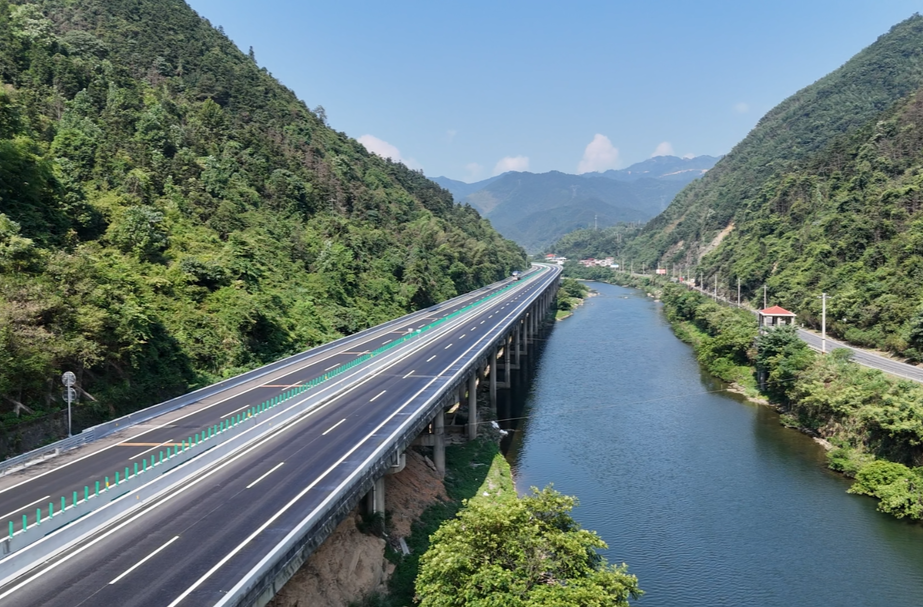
504;282;923;606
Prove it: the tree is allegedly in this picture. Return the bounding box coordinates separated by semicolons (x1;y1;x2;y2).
416;487;642;607
755;325;815;402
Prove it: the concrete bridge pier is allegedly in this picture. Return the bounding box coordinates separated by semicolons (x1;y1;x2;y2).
411;409;446;476
514;325;522;367
468;372;478;440
489;347;497;409
366;476;386;515
434;409;445;474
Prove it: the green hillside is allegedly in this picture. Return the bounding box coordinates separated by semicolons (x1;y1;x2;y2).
0;0;525;444
623;14;923;357
628;15;923;269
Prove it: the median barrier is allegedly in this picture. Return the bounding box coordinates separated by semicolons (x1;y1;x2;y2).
0;268;542;477
0;269;548;585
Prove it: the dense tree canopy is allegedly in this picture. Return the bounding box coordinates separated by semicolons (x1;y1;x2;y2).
0;0;525;447
416;487;642;607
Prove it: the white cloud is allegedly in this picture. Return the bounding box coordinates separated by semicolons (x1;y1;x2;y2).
651;141;675;157
734;102;749;114
493;155;530;175
577;134;620;174
465;162;483;181
357;134;421;170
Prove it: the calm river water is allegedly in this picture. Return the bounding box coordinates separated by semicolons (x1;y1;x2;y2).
504;282;923;606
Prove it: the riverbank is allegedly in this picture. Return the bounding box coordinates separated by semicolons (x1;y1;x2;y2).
605;272;923;522
509;279;923;606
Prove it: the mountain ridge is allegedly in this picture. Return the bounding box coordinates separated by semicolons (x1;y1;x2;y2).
432;155;717;251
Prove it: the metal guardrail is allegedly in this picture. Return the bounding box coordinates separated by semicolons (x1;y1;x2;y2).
0;268;549;577
0;271;539;477
218;265;561;607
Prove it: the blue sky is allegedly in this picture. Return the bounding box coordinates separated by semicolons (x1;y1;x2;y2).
187;0;923;182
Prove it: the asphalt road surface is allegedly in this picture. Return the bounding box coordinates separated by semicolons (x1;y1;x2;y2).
0;266;559;607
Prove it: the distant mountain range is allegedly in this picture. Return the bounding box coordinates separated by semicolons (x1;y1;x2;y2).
433;155;719;251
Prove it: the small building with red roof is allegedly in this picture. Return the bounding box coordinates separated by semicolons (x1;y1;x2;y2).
758;305;796;330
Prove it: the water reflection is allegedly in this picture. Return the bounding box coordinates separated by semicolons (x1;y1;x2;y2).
504;282;923;607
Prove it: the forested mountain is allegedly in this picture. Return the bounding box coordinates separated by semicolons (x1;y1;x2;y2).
586;154;719;182
544;225;642;261
431;174;500;201
0;0;525;444
433;156;716;252
624;14;923;358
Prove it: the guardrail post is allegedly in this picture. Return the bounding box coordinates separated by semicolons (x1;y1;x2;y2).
95;481;99;496
36;508;41;525
8;521;12;538
61;496;65;512
73;491;78;507
84;486;88;501
48;502;53;517
134;462;138;476
22;514;26;532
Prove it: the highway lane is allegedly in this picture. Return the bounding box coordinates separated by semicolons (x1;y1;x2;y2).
0;271;539;532
684;281;923;384
797;328;923;382
0;265;559;606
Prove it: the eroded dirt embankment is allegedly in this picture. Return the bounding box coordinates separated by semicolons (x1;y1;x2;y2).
267;450;447;607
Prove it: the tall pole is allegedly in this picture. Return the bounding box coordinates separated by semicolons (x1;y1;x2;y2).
737;278;741;308
763;285;767;309
821;292;827;354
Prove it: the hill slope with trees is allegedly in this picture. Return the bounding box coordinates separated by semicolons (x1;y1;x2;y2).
624;14;923;357
0;0;525;450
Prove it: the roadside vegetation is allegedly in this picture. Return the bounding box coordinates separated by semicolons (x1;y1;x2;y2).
555;277;589;320
604;272;923;521
0;0;525;453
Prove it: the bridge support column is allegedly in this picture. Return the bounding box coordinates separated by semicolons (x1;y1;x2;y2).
366;476;385;515
434;409;445;476
514;325;522;366
489;347;497;407
503;337;511;386
468;373;478;440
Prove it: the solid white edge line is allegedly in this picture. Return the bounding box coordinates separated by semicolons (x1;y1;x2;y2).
0;282;502;498
0;268;552;603
109;535;180;584
245;462;285;490
209;269;557;607
0;272;550;601
0;496;50;521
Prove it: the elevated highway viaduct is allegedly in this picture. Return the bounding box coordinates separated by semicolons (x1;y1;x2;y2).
0;263;561;607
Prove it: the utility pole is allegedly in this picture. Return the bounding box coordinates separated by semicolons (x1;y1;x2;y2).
737;277;741;308
763;284;767;309
820;292;828;354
